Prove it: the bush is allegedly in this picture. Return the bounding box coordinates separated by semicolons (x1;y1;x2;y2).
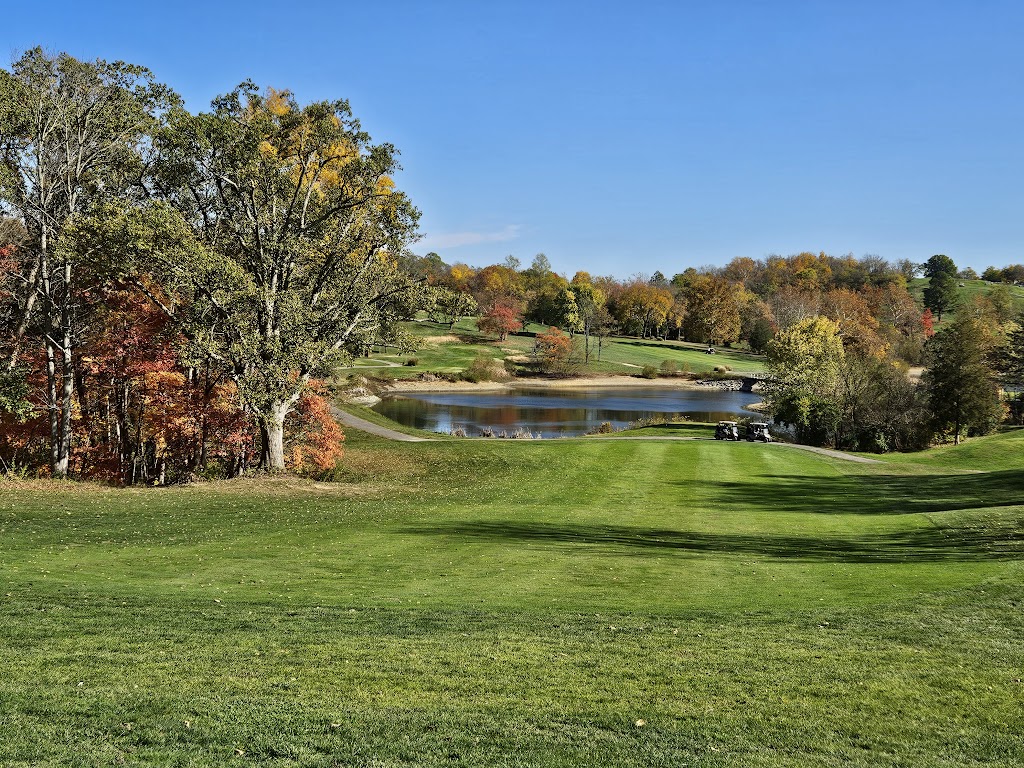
659;359;679;376
640;365;659;379
597;421;614;433
460;354;497;383
404;358;419;366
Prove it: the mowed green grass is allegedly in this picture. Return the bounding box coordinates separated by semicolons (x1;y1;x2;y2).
348;319;766;380
2;429;1023;766
907;277;1024;326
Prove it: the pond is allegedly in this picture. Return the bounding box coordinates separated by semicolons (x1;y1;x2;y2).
371;386;764;437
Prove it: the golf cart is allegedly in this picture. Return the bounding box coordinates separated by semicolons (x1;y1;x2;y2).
745;422;772;442
715;421;740;441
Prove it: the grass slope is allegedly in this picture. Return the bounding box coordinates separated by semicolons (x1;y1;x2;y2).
343;319;766;380
907;277;1024;324
1;429;1023;766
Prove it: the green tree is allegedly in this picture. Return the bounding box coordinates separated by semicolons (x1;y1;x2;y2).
0;48;173;477
923;271;959;321
138;84;421;470
995;317;1024;424
765;316;845;445
923;254;957;280
922;314;1002;444
570;276;605;363
431;287;477;331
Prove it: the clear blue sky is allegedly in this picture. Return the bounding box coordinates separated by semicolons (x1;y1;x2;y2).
7;0;1024;277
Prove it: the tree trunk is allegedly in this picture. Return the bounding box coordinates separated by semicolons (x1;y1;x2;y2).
260;419;286;470
259;398;298;471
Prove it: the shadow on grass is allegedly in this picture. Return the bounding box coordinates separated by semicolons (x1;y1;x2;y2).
405;520;1024;562
692;470;1024;516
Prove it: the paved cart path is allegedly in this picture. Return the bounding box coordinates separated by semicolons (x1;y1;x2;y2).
331;407;433;442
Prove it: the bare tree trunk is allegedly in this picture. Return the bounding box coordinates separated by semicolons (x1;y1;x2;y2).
45;337;62;476
56;327;74;477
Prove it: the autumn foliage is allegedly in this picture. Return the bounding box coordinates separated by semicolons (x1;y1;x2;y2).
534;327;576;375
477;299;524;341
0;283;344;483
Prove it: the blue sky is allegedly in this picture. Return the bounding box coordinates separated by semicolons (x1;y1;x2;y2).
6;0;1024;277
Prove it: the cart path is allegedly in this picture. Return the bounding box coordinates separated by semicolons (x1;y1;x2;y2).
330;407;880;462
331;407;434;442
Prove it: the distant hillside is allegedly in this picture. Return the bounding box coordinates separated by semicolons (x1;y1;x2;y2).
907;277;1024;319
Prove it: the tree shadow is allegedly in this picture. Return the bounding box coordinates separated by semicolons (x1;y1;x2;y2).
404;520;1024;563
684;469;1024;517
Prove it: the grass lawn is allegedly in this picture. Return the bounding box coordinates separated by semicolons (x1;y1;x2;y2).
599;421;720;439
2;427;1023;766
907;278;1024;326
342;319;766;381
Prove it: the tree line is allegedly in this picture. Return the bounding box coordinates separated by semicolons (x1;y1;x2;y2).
406;249;1023;451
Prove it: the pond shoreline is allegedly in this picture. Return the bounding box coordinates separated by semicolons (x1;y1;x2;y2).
384;374;714;395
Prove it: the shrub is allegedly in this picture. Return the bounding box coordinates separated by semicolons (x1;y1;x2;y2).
405;358;419;366
460;354;495;383
535;327;579;376
597;421;614;433
640;364;659;379
659;360;679;376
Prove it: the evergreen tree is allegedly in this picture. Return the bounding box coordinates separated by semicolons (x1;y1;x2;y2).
922;314;1003;444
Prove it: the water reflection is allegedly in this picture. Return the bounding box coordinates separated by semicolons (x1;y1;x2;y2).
372;386;764;437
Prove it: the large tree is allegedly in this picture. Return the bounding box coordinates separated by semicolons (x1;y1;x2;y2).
922;314;1002;444
765;316;845;445
0;48;173;477
682;275;740;345
98;84;423;470
923;271;959;321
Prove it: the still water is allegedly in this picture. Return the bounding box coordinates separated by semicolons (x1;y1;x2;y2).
372;386;763;437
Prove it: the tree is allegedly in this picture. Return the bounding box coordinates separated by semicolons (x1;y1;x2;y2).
765;316;846;445
923;254;957;280
471;263;523;310
995;318;1024;424
870;283;920;336
767;286;819;330
923;271;959;321
431;287;477;331
534;327;576;375
834;351;930;452
477;299;522;341
0;48;174;477
612;280;672;338
525;271;573;327
921;308;935;338
570;275;605;363
591;304;618;361
682;275;740;344
822;288;884;355
124;84;421;470
982;266;1003;282
922;314;1003;444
